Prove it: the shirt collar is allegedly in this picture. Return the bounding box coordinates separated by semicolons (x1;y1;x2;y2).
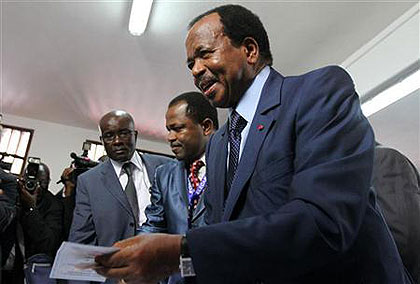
186;153;206;168
110;151;145;176
232;66;271;122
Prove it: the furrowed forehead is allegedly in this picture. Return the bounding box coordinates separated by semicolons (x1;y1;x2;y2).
186;13;224;50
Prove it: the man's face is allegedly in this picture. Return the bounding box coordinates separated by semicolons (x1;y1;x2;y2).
166;102;208;164
100;115;137;162
36;165;50;192
186;13;252;108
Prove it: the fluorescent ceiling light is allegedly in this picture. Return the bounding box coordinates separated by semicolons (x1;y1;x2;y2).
361;69;420;117
129;0;154;36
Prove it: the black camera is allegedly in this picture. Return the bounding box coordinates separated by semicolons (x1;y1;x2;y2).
57;142;99;186
23;157;41;193
0;153;13;171
68;152;99;183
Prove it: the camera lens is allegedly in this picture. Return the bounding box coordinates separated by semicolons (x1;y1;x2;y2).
25;180;37;192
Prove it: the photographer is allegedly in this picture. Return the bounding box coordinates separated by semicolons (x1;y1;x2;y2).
19;162;63;284
58;166;76;241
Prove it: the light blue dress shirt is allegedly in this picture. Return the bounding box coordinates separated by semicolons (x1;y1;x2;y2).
227;66;271;169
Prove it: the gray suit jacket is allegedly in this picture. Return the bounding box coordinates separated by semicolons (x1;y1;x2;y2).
68;153;171;284
69;153;171;246
373;146;420;283
140;159;207;234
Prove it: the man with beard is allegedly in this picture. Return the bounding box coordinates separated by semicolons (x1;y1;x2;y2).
140;92;217;283
94;5;411;284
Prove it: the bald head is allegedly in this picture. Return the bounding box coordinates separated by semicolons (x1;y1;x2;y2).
36;162;50;191
99;110;134;135
99;110;138;162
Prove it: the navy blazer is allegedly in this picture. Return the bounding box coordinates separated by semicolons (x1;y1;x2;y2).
187;66;412;283
69;153;171;247
140;159;207;234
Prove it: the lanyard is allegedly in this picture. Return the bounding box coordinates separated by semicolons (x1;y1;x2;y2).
187;175;207;227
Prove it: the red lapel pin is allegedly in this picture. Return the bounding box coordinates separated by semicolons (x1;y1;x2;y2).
257;124;264;131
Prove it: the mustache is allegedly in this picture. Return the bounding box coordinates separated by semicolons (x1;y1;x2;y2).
196;76;217;92
112;146;127;151
170;142;182;148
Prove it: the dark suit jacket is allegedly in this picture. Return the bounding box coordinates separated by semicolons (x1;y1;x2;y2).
373;146;420;283
0;170;18;284
187;66;411;283
69;153;171;246
140;160;207;235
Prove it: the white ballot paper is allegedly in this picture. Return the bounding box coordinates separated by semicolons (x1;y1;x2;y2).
50;241;120;282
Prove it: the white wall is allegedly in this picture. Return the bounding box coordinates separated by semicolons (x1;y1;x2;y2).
2;113;170;194
341;4;419;168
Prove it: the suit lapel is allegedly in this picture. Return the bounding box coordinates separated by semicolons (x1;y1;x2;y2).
176;162;189;207
223;69;284;221
208;125;228;221
101;160;133;217
141;153;155;184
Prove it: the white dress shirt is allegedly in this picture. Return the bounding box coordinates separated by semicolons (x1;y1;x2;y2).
110;151;151;227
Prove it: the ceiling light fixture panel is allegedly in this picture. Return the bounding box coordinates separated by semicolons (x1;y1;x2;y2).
129;0;154;36
362;69;420;117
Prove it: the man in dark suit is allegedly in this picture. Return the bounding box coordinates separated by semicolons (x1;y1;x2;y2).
69;111;170;253
373;145;420;283
140;92;217;283
94;5;412;284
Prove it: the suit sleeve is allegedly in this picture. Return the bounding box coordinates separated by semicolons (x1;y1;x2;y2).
0;171;17;233
373;147;420;282
187;66;375;282
0;194;15;234
139;166;168;234
68;176;97;244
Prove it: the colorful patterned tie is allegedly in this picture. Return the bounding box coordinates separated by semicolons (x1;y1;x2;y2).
189;160;205;211
122;162;139;225
226;110;247;195
190;160;204;190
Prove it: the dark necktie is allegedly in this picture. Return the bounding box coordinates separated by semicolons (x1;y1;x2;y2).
122;162;139;225
226;110;247;195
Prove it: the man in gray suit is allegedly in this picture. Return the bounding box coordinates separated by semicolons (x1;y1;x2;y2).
69;110;171;247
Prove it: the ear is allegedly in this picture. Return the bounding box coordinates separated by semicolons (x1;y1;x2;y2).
242;37;259;65
201;118;214;136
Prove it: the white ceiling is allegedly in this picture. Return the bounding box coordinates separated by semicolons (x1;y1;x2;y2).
1;1;417;156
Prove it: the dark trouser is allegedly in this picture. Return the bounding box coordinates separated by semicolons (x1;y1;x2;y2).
24;254;56;284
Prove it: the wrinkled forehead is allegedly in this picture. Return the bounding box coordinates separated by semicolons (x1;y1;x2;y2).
100;115;133;132
186;13;224;51
166;101;189;119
